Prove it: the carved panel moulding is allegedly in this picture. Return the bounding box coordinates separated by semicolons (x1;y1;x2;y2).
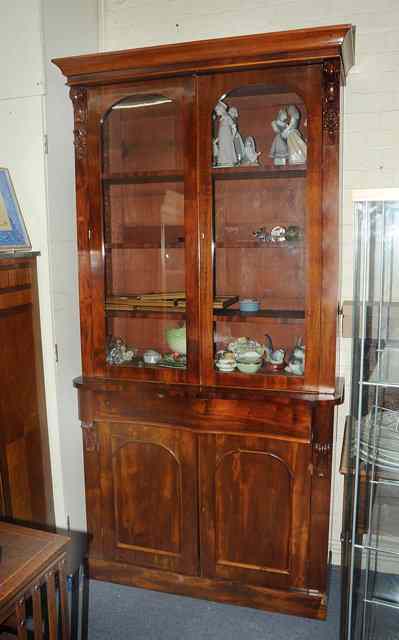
313;442;332;479
323;61;340;145
81;421;98;452
70;87;88;161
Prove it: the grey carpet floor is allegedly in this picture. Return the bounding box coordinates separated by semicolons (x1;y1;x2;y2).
88;567;341;639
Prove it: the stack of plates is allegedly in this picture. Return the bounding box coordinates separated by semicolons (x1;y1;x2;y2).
354;409;399;472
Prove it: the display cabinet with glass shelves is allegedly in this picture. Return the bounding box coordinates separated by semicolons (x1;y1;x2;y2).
341;190;399;640
54;24;354;619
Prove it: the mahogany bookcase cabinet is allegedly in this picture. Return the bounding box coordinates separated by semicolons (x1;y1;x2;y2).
53;24;354;619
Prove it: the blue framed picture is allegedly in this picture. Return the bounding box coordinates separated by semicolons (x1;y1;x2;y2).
0;168;31;251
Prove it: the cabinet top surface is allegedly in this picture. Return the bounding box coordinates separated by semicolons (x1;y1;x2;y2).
53;24;354;85
0;251;39;260
0;522;69;604
74;376;345;405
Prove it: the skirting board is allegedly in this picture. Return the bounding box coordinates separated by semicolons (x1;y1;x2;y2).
89;557;327;620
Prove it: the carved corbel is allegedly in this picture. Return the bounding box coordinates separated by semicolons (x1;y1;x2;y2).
81;421;98;452
70;87;88;161
323;61;340;144
313;442;332;478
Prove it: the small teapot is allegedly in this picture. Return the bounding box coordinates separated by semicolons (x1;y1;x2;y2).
264;334;286;370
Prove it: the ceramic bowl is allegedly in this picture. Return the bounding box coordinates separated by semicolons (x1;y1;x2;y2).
228;337;263;357
216;360;237;372
143;349;162;364
237;350;263;364
216;350;236;363
165;326;186;354
236;361;262;374
239;298;260;312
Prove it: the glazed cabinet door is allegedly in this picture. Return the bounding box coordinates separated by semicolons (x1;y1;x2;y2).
197;64;338;392
98;421;198;575
73;76;199;384
199;433;311;590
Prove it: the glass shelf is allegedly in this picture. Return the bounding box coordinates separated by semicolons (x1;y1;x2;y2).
364;349;399;389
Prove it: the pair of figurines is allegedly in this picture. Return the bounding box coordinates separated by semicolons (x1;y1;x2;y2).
270;105;307;166
213;100;261;167
107;337;137;365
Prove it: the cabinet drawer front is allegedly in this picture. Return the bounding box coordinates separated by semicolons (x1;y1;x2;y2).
98;421;198;576
199;433;311;590
92;389;312;440
193;398;311;440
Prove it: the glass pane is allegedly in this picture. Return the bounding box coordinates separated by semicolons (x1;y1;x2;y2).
102;95;187;370
104;94;181;174
349;193;399;640
350;547;399;640
211;87;307;377
358;200;399;387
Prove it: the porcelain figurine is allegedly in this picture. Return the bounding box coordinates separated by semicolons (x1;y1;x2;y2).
213;100;239;167
285;338;305;375
264;334;286;370
228;105;246;164
253;226;270;242
106;337;136;365
212;137;219;164
270;225;287;242
269;108;289;166
282;105;307;165
242;136;261;166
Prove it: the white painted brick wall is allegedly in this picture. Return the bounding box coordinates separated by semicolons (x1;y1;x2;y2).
100;0;399;563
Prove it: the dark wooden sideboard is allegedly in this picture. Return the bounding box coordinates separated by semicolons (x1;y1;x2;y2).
53;24;354;619
0;253;54;527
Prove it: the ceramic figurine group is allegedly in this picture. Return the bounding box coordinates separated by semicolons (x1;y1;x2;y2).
215;335;305;376
106;325;187;369
253;224;302;243
106;337;137;365
269;105;307;166
212;99;307;168
213;100;261;167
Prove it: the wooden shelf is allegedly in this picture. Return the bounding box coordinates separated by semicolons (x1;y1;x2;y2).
215;241;303;249
214;308;305;323
212;166;307;180
105;242;184;249
102;170;184;184
106;308;186;320
215;367;304;379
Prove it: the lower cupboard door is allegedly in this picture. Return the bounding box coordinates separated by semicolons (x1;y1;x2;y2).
199;433;312;590
98;421;199;575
